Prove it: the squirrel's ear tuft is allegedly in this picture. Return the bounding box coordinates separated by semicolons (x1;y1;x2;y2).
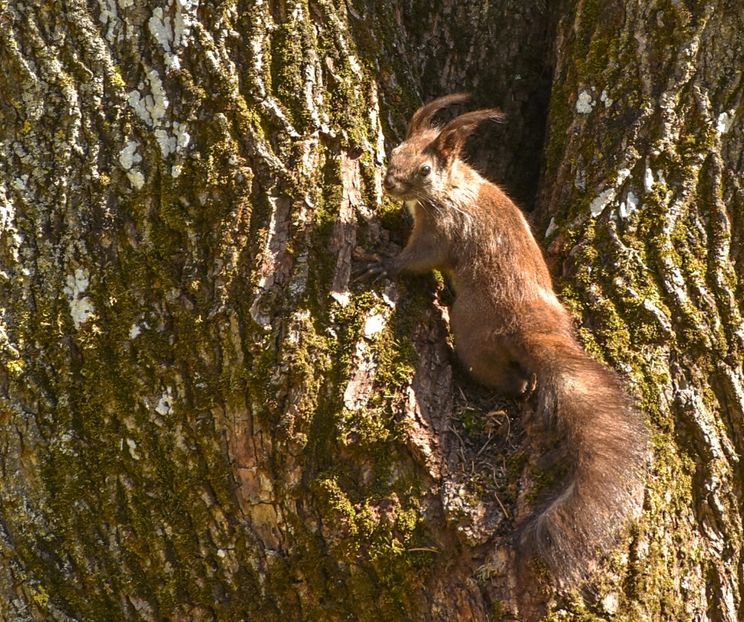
407;93;470;138
431;109;505;162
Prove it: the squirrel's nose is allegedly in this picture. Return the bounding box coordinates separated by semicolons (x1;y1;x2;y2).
383;173;395;191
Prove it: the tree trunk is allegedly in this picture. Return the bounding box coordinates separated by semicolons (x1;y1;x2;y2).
0;0;740;621
536;1;743;620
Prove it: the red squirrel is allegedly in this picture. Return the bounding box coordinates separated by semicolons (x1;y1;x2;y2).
367;94;648;589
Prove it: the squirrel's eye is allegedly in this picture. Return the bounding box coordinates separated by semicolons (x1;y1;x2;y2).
420;164;432;177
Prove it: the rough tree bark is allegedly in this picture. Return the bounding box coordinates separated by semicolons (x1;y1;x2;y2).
0;0;741;621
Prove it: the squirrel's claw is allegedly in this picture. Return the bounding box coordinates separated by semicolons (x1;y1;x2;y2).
354;259;389;283
521;373;538;400
352;248;381;262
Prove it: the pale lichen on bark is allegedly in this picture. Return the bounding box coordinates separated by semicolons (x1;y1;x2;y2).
539;1;743;619
1;0;459;618
1;0;741;620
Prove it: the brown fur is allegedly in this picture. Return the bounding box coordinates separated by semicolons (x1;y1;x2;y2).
378;95;648;589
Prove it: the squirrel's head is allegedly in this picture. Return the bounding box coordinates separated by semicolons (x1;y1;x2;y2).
383;94;504;201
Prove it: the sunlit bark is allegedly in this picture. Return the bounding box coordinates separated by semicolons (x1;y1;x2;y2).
0;0;741;620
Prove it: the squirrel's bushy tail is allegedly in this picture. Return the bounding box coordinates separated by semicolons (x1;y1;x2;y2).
517;333;647;586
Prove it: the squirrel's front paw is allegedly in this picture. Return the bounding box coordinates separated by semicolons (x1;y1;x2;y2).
353;253;397;283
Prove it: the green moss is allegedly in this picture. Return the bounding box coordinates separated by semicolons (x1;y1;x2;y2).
269;16;313;133
311;474;431;618
109;65;126;89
